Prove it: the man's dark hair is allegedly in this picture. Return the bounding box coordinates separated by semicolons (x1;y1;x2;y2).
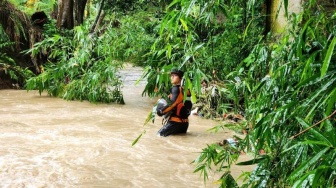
170;69;184;78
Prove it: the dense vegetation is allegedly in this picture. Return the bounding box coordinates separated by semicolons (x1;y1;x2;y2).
141;1;336;187
191;2;336;187
1;0;335;187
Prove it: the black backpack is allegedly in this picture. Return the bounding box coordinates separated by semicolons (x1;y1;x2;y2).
175;87;192;118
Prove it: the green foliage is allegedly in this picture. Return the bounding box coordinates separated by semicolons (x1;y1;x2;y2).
9;0;56;15
0;27;34;87
32;0;57;13
103;10;158;65
105;0;159;12
141;0;264;109
193;143;240;185
192;2;336;187
25;23;124;103
21;1;159;103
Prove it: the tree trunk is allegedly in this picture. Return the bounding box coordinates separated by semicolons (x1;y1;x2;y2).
74;0;88;26
90;0;105;33
56;0;87;29
86;0;91;19
264;0;272;36
243;1;247;31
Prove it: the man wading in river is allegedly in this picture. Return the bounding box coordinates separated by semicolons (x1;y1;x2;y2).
156;69;192;137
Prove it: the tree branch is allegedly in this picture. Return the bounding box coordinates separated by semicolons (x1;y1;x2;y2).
290;110;336;140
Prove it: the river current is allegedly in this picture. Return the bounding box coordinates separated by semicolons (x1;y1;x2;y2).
0;65;254;187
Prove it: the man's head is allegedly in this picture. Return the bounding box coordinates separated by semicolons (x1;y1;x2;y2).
170;69;184;78
170;68;184;85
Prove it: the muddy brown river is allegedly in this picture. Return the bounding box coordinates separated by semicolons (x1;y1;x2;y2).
0;66;254;187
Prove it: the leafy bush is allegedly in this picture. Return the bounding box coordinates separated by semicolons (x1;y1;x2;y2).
193;2;336;187
24;2;160;103
103;10;159;65
26;23;124;103
0;27;33;88
141;0;264;109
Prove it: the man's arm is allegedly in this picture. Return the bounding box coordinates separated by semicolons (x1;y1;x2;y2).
161;86;183;114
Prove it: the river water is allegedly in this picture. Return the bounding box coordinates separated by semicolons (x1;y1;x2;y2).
0;65;254;187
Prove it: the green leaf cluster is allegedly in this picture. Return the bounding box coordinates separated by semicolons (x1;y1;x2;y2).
191;1;336;187
141;0;264;115
103;11;159;65
25;23;125;103
0;26;34;87
20;1;160;103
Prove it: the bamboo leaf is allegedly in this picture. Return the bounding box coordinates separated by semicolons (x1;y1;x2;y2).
144;110;155;125
297;18;314;59
289;147;329;180
167;44;172;58
243;18;254;41
296;117;331;145
220;172;239;187
292;173;311;188
182;55;192;66
180;18;188;31
305;94;324;121
236;156;269;166
185;0;195;16
300;52;317;82
159;13;170;35
132;133;143;146
303;77;336;106
321;36;336;78
284;0;288;17
194;43;204;51
301;140;332;148
251;80;266;93
326;87;336;115
167;0;180;9
311;166;330;187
